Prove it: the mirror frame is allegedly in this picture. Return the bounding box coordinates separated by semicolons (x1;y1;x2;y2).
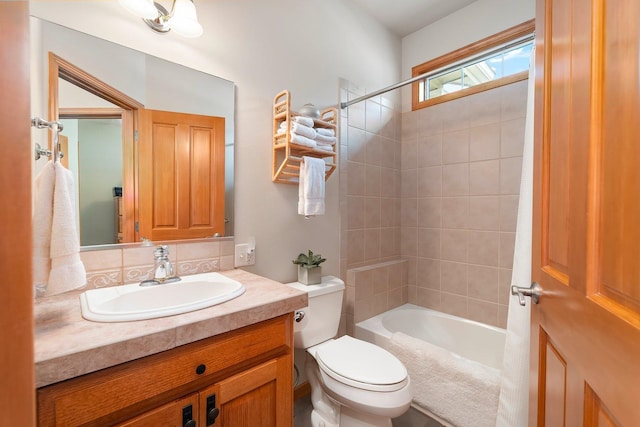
49;52;143;243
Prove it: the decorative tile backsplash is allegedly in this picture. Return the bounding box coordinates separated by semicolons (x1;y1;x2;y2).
79;238;235;289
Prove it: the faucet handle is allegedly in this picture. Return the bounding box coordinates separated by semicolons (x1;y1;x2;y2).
154;245;170;259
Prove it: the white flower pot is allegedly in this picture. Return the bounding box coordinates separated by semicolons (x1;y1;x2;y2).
297;265;321;285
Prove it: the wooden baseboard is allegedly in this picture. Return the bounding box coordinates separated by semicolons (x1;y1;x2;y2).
294;382;311;401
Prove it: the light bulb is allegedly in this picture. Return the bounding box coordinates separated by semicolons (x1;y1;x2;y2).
170;0;203;38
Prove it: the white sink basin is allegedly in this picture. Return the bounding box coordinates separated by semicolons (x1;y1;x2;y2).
79;272;245;322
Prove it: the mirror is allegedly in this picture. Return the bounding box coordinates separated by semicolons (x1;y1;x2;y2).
30;17;235;246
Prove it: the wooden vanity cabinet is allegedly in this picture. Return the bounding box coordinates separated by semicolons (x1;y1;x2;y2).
37;314;294;427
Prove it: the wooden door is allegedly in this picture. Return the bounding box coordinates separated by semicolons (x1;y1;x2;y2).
0;1;35;426
117;394;198;427
200;357;293;427
531;0;640;425
138;109;225;241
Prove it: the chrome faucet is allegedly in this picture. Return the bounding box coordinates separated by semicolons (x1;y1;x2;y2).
140;245;181;286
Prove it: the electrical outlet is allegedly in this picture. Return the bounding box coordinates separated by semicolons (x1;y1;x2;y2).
234;243;256;267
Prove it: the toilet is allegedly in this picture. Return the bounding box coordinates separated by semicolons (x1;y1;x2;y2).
287;276;412;427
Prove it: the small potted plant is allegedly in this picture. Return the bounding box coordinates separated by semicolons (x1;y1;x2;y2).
292;249;326;285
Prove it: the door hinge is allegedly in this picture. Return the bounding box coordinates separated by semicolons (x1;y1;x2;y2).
135;221;139;232
134;130;139;142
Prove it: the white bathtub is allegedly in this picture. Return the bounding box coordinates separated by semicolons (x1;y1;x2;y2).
355;303;506;370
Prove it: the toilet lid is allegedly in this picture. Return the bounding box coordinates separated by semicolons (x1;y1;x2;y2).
315;336;407;391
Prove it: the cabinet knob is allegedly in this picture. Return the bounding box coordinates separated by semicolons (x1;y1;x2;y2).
195;364;206;375
184;420;196;427
207;407;220;425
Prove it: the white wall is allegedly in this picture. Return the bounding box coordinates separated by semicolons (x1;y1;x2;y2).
30;0;401;283
400;0;535;111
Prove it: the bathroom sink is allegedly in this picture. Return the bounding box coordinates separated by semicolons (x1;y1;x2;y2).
79;272;245;322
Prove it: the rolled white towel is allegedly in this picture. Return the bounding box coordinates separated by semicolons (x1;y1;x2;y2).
315;144;334;152
291;133;317;148
292;122;317;139
314;133;336;145
316;128;335;137
293;115;315;128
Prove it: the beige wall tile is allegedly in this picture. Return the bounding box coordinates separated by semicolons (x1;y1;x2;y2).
440;292;467;317
347;161;366;196
417;228;441;259
501;117;526;158
365;165;382;197
441;97;469;132
365;99;382;134
347;196;366;230
416;105;444;138
365;134;382;166
468;196;500;231
417;288;442;310
501;80;528;121
401;227;418;256
380;168;398;198
500;157;523;194
176;241;220;261
470;123;500;161
81;248;122;271
441;197;468;229
499;195;519;232
401;139;418;170
86;269;122;288
347;126;367;163
416;258;441;290
401;198;418;227
441;261;468;296
418;134;443;167
499;268;513;305
380;139;398;169
469;160;500;195
468;231;500;266
417;197;442;228
123;245;176;267
364;229;381;261
499;232;516;269
380;198;399;228
467;264;500;303
442;163;469;196
442;129;470;164
418;166;443;197
380;227;400;259
468;86;502;127
348;99;366;130
364;197;382;228
401;169;418;197
441;229;468;262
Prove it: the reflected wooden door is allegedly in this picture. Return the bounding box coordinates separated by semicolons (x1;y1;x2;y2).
531;0;640;425
138;109;225;241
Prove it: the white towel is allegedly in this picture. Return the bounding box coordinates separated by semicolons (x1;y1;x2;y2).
291;133;317;148
33;161;56;297
292;122;317;139
316;128;335;137
314;133;336;145
298;156;325;216
292;115;315;127
46;162;87;296
387;332;500;427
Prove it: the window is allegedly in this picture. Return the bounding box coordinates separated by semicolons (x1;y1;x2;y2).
412;20;535;110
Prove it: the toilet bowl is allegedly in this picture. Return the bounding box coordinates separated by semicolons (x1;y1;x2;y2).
287;277;412;427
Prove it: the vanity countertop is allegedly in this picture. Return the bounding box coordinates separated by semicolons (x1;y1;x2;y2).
34;269;307;388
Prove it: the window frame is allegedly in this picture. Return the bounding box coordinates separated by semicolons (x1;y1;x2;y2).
411;19;535;111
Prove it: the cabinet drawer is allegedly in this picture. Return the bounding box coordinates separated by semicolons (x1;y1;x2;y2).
38;314;292;426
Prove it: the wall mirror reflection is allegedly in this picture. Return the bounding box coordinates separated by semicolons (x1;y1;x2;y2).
31;17;235;247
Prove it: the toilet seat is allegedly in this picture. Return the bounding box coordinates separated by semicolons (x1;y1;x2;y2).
314;336;408;392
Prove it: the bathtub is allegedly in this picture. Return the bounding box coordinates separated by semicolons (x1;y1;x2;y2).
355;303;506;370
355;303;507;427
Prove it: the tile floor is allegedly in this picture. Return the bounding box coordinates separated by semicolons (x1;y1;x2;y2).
294;394;444;427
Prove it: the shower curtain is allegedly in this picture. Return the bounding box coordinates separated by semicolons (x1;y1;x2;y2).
494;47;535;427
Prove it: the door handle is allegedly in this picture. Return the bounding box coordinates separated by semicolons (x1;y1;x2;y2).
511;282;542;306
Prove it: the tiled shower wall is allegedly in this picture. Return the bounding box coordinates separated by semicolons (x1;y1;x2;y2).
339;80;407;334
400;80;528;328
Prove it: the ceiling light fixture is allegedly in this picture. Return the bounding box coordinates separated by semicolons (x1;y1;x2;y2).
119;0;203;38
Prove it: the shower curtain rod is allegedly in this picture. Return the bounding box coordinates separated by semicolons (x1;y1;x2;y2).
340;33;535;110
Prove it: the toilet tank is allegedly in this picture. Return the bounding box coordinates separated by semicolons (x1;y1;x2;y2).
286;276;345;349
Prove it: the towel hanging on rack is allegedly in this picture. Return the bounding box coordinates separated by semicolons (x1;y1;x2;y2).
298;156;326;216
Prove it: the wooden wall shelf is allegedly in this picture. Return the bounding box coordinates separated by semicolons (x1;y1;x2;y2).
272;90;338;185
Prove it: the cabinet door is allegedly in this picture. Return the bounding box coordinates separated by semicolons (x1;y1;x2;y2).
199;357;293;427
138;108;226;241
117;394;198;427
